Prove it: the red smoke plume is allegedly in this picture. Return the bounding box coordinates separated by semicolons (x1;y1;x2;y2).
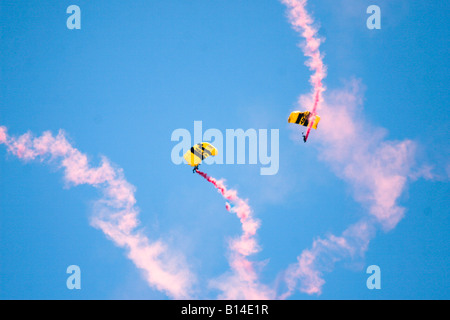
196;169;273;299
282;0;327;141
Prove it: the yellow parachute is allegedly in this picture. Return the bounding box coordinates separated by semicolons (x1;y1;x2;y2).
184;142;218;171
288;111;321;130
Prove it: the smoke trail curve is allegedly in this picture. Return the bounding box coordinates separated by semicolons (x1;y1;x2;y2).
0;126;194;299
280;0;418;297
195;169;274;299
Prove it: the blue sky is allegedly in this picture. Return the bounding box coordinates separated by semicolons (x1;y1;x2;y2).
0;0;449;299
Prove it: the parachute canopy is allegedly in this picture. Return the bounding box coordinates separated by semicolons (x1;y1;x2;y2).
184;142;218;167
288;111;321;130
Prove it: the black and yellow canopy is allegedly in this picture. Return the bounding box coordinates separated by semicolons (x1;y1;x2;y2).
288;111;321;130
183;142;218;167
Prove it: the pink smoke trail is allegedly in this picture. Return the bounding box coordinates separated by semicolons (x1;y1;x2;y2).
282;0;327;142
195;169;274;299
280;1;419;297
0;126;194;299
281;82;417;297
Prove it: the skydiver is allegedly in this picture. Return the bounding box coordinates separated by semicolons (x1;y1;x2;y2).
302;132;307;143
193;165;199;173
